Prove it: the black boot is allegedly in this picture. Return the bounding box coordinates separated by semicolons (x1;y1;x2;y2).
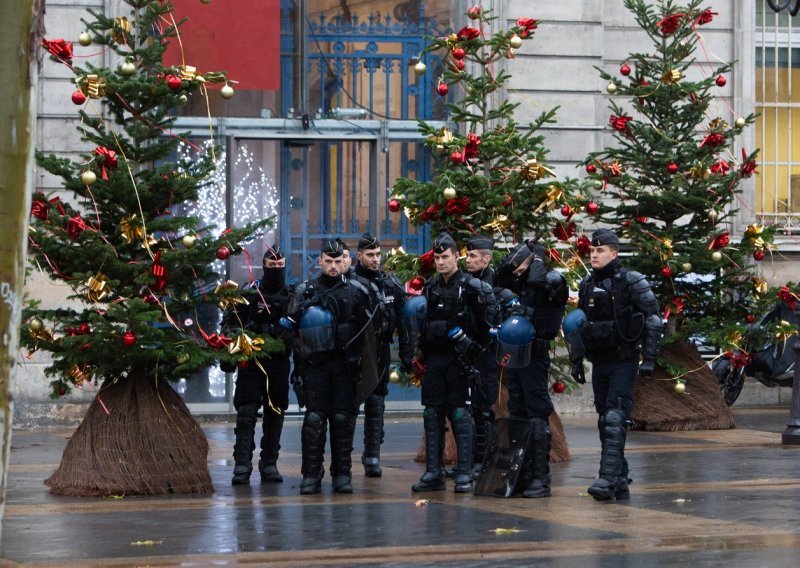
361;394;385;478
588;408;629;501
451;407;475;494
522;417;551;498
300;411;327;495
330;412;356;493
231;405;258;485
412;407;446;492
472;407;494;478
259;409;284;483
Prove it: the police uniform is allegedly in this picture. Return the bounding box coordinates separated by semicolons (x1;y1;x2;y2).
353;233;414;477
465;235;502;473
576;229;663;501
223;245;291;485
412;233;499;494
286;240;376;495
495;241;568;498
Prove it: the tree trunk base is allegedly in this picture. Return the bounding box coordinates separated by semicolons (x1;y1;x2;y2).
415;384;571;465
631;341;735;431
45;374;214;496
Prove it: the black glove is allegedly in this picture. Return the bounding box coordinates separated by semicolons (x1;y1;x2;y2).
526;241;547;260
639;360;655;377
571;361;586;384
220;360;237;373
399;357;413;374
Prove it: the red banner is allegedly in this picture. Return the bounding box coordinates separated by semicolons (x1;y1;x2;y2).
165;0;281;91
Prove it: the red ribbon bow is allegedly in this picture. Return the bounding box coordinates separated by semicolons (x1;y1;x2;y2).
41;38;73;64
151;251;168;291
515;17;538;37
708;231;730;250
93;146;118;180
66;215;88;239
778;286;798;311
657;13;684;36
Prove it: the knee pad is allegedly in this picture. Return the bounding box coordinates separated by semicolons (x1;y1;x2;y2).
305;410;327;429
331;412;353;430
364;394;385;415
603;408;625;437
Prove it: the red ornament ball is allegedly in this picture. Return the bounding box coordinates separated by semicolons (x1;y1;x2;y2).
667;162;679;174
58;386;67;397
452;47;465;60
450;150;464;164
388;198;401;212
560;204;572;217
436;82;449;96
71;90;86;105
620;63;631;76
410;276;424;291
454;60;465;71
467;5;481;19
745;313;756;324
166;74;182;91
753;250;765;261
637;216;648;224
586;201;599;215
216;246;231;260
237;360;250;369
78;323;91;335
552;381;566;394
716;75;727;87
586;163;597;174
661;266;674;278
122;331;136;347
502;195;513;207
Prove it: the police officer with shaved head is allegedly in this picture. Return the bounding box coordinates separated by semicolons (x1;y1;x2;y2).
354;233;414;477
412;232;499;494
223;245;292;485
494;239;568;498
574;229;663;501
284;239;376;495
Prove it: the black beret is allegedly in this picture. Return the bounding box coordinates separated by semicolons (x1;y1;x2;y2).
432;232;456;254
590;229;620;247
263;243;284;261
466;235;494;251
357;232;381;250
336;238;350;251
505;243;532;270
321;239;344;257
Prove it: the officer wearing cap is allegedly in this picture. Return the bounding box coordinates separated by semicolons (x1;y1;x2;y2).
354;233;414;477
494;239;568;498
285;239;376;494
464;235;504;474
221;244;292;485
412;232;499;494
575;228;663;501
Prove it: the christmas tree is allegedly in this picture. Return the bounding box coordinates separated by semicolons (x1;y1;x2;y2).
25;0;277;495
580;0;786;428
392;6;579;462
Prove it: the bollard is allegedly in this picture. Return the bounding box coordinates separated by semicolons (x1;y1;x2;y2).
781;313;800;445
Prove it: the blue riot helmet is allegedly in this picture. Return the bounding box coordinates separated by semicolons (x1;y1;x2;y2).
496;315;536;368
401;294;427;341
562;308;587;362
297;306;335;353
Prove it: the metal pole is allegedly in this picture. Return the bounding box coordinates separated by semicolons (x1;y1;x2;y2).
781;306;800;444
293;0;307;117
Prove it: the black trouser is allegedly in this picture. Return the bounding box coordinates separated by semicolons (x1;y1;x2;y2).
506;349;554;420
421;350;470;409
590;358;639;419
472;350;498;466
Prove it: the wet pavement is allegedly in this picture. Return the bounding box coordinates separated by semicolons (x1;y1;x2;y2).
2;407;800;566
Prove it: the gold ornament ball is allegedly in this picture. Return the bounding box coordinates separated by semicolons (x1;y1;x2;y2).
509;34;523;49
81;170;97;186
708;209;718;221
176;352;191;365
414;60;427;76
443;186;457;200
29;317;44;332
220;84;235;99
78;31;92;47
593;180;603;190
119;60;136;77
388;369;402;383
681;262;693;273
606;82;618;94
711;251;723;262
182;234;197;248
735;117;746;128
674;382;686;394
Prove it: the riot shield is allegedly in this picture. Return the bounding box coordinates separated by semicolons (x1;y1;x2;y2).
474;417;533;498
352;318;381;406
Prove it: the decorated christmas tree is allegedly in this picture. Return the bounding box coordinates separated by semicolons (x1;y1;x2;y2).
24;0;277;495
393;6;581;462
580;0;788;428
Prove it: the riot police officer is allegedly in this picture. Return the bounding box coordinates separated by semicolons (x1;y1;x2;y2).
355;233;414;477
494;240;568;498
223;245;292;485
412;233;498;494
285;239;377;495
573;229;663;501
463;235;501;473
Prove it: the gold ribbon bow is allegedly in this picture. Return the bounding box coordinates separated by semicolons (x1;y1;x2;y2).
662;69;682;84
481;214;512;234
534;185;564;213
79;74;107;99
215;280;249;311
111;17;132;43
228;333;264;356
520;158;555;181
119;214;146;244
775;320;798;343
180;65;198;81
68;364;92;386
752;277;768;297
85;273;110;303
426;127;454;151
